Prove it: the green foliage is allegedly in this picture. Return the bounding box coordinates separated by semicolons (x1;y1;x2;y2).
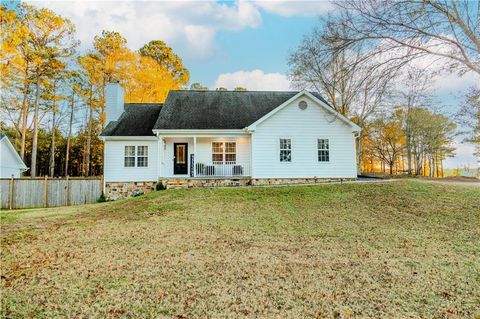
97;193;106;203
190;82;208;90
155;181;166;191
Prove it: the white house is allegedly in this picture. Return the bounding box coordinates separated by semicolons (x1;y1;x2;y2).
0;134;28;178
100;82;360;198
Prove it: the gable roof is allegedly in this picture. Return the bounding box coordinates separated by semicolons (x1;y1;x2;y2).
247;91;361;132
153;90;331;130
100;103;163;137
0;134;28;170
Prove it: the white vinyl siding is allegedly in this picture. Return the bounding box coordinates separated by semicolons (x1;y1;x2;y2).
104;140;159;182
251;96;357;178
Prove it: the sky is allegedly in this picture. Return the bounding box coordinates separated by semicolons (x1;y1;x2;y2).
28;0;480;168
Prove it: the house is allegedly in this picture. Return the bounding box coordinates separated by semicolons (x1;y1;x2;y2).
100;82;360;198
0;134;28;178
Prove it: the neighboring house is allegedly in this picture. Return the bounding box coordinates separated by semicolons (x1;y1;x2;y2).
0;134;28;178
100;82;360;198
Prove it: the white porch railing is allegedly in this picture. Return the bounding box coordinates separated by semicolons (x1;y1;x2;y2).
195;161;251;178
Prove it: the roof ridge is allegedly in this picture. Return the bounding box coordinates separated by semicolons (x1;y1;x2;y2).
168;90;302;93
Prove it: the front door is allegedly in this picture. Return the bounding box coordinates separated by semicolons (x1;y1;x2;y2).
173;143;188;175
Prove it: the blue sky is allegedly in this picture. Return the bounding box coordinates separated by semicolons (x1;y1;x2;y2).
188;12;318;86
28;1;480;168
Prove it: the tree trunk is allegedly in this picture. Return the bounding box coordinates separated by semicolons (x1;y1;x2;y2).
440;159;444;178
65;92;74;177
20;64;30;162
389;162;394;175
85;86;94;176
49;81;57;177
31;75;41;177
356;130;363;175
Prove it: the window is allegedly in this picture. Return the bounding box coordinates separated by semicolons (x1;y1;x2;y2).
280;138;291;162
212;142;224;163
225;142;236;163
124;146;135;167
317;139;329;162
175;144;186;164
212;142;236;163
124;146;148;167
137;146;148;167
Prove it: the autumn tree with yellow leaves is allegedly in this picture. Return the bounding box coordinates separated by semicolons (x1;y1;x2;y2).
0;3;190;177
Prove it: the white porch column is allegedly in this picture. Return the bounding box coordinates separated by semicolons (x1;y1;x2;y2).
158;136;164;178
193;136;197;177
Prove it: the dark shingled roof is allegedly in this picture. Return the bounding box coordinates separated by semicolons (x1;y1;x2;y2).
100;91;332;136
100;103;163;136
154;90;330;130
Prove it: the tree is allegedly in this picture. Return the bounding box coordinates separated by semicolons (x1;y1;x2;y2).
458;87;480;159
333;0;480;75
289;17;396;173
1;3;34;161
26;5;77;176
234;87;247;91
139;40;189;86
190;82;208;90
368;116;405;175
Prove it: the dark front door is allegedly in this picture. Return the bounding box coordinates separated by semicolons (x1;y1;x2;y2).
173;143;188;175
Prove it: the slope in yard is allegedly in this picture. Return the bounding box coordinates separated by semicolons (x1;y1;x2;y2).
1;180;479;318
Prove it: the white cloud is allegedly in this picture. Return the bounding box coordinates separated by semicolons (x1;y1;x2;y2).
214;69;292;91
254;0;333;17
33;1;262;59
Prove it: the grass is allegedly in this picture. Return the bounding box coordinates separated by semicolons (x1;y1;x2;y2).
1;180;479;318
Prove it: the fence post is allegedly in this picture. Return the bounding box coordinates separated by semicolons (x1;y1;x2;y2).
100;175;104;195
65;175;69;206
9;176;14;210
44;175;48;208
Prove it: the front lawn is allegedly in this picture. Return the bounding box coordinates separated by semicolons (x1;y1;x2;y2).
1;180;479;318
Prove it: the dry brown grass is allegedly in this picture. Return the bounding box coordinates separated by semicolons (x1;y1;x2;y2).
1;180;479;318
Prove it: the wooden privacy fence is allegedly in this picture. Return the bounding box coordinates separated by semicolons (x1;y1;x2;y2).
0;176;103;210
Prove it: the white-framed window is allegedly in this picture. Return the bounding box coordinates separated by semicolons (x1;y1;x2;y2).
225;142;236;163
137;146;148;167
317;139;329;162
124;146;136;167
279;138;292;162
124;145;148;167
212;142;236;163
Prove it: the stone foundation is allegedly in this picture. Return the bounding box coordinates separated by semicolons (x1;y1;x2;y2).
105;181;157;200
161;177;355;190
162;178;251;190
251;177;355;186
105;178;356;198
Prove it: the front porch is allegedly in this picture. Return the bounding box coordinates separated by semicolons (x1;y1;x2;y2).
158;134;252;178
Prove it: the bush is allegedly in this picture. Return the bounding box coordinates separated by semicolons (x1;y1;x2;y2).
97;193;106;202
156;182;166;191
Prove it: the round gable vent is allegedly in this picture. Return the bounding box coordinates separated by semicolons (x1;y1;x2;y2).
298;100;308;110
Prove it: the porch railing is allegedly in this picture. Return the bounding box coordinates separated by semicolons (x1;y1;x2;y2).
195;161;251;178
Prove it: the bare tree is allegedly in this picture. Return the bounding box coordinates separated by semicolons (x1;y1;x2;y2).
333;0;480;75
289;17;396;173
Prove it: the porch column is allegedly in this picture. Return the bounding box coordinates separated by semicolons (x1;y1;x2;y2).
193;136;197;177
158;137;164;178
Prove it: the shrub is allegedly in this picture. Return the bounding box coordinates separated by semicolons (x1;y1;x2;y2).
97;193;106;202
156;182;166;191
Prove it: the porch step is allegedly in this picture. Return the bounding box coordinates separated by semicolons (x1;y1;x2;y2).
165;179;190;190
